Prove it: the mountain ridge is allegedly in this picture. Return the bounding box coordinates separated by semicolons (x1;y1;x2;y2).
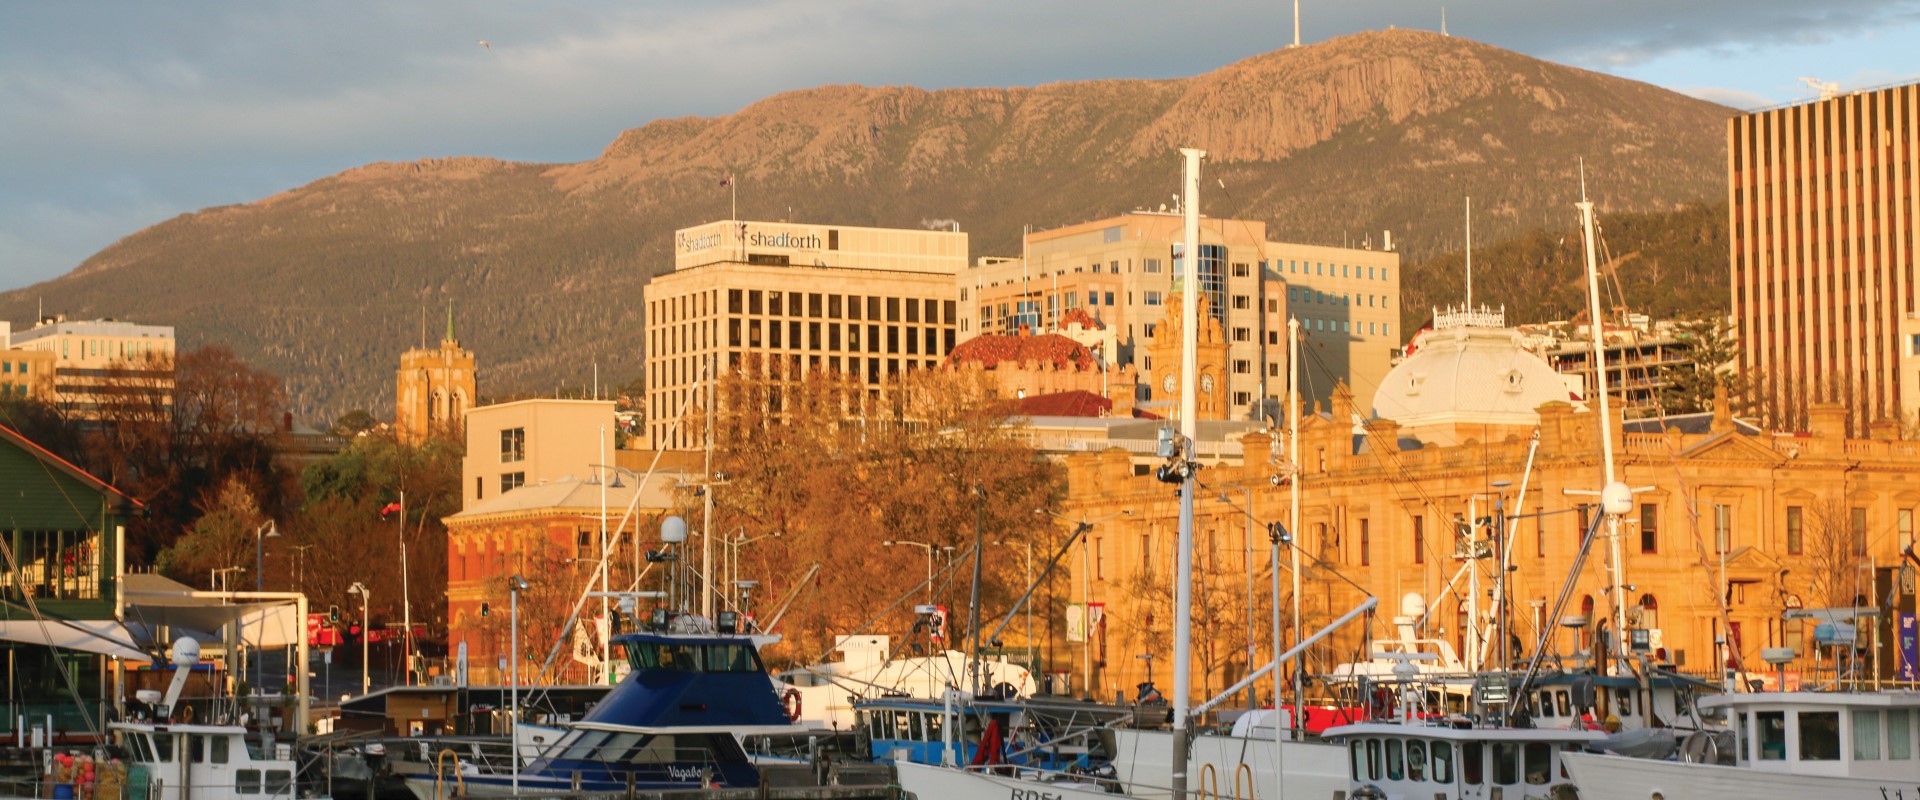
1;28;1735;421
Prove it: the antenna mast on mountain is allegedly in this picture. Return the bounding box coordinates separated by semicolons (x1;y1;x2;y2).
1441;6;1448;36
1464;196;1472;309
1292;0;1301;46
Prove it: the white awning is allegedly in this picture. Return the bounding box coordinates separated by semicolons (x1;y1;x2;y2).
122;573;306;647
0;619;150;662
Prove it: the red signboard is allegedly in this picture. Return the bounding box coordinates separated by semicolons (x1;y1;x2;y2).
306;614;343;647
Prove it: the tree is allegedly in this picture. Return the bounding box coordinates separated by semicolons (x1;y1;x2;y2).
156;475;268;586
1657;318;1748;416
684;361;1064;666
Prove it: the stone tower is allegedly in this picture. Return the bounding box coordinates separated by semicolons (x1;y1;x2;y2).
1146;290;1230;421
396;305;477;444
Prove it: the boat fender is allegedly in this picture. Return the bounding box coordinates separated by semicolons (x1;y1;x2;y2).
782;688;803;722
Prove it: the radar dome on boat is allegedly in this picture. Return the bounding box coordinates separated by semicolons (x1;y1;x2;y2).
1601;481;1633;516
660;515;688;544
170;636;202;667
1399;592;1425;617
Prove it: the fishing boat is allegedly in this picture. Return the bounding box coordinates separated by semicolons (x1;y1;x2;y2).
1322;720;1604;800
403;611;803;798
774;633;1036;731
1563;691;1920;800
116;637;305;800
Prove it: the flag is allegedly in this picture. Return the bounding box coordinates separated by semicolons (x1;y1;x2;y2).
379;501;402;518
719;175;733;187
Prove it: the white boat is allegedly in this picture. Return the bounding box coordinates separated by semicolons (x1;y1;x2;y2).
117;637;305;800
1321;720;1605;800
771;634;1035;731
1107;715;1350;800
1563;691;1920;800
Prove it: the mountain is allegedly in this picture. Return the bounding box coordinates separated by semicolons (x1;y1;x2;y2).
0;29;1735;421
1403;200;1730;329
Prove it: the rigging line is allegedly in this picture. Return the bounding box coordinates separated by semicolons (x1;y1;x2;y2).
1192;477;1372;599
802;543;980;667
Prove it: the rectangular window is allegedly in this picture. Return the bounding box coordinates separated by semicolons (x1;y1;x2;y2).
1891;709;1913;759
1413;516;1425;564
1232;262;1251;277
501;472;525;494
1360;519;1371;566
1094;537;1105;580
1232;327;1250;342
1233;359;1250;374
1145;291;1163;306
1787;506;1804;554
1852;507;1869;555
1855;709;1884;760
1902;510;1915;547
1639;503;1658;553
1144;258;1162;273
1232;295;1250;310
1714;504;1731;553
1801;711;1841;760
500;427;526;463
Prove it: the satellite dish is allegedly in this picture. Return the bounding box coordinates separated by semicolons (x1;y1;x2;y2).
1601;481;1632;516
661;515;689;544
170;637;203;667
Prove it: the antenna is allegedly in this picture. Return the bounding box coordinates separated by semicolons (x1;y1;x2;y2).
1293;0;1301;47
1464;196;1472;310
1441;6;1448;36
1799;76;1840;101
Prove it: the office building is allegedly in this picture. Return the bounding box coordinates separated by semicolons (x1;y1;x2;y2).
461;398;615;509
1731;81;1919;432
643;220;966;450
960;212;1399;420
9;316;174;419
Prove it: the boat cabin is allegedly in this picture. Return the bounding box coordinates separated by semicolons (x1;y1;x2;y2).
1322;723;1604;800
1710;692;1920;779
112;723;296;800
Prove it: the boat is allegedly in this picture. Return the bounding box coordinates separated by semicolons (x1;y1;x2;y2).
1322;719;1605;800
854;690;1133;771
402;611;804;798
1563;690;1920;800
773;633;1036;731
116;637;306;800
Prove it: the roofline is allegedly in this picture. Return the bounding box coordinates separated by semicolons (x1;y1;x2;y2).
0;423;141;510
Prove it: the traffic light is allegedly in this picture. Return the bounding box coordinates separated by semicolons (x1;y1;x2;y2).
328;605;339;623
480;602;491;618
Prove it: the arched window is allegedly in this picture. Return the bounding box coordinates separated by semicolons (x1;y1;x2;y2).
1638;593;1659;630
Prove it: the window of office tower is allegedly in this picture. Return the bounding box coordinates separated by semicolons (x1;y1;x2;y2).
1172;243;1228;329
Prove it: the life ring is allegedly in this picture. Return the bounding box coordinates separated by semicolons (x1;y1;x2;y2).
781;688;802;723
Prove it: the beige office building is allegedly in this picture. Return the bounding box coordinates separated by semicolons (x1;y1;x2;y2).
9;316;175;418
462;398;616;509
960;212;1399;418
1731;81;1919;432
644;220;966;450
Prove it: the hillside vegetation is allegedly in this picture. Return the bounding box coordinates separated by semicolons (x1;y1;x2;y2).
0;29;1734;420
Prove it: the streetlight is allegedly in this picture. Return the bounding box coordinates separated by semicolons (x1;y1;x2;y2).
507;574;530;796
1035;508;1132;699
884;540;942;603
254;521;280;696
724;529;782;603
347;582;370;695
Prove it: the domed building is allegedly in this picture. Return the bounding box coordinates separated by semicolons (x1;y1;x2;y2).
1371;306;1581;447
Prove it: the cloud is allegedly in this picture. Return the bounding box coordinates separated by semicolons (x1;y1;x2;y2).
1674;86;1775;111
3;0;1919;290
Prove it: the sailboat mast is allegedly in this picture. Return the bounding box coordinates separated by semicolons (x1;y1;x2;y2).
1577;173;1628;639
1287;315;1302;734
1171;146;1206;800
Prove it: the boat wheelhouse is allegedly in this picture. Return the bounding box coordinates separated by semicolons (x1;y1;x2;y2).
112;722;298;800
408;625;802;797
1321;722;1604;800
1564;691;1920;800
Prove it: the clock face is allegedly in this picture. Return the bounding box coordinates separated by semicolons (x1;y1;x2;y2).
1201;374;1215;393
1163;374;1177;393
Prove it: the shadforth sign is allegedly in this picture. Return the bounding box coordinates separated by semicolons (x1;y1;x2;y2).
745;229;823;250
676;231;724;253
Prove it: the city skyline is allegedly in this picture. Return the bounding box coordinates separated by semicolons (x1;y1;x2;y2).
3;1;1918;292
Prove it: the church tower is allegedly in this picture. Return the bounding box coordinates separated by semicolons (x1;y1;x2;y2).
1146;290;1231;421
396;304;477;443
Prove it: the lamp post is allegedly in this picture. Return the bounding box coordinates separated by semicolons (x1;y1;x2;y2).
507;574;530;795
254;521;280;696
348;582;369;695
213;566;246;593
883;540;941;603
1035;508;1132;699
725;529;782;604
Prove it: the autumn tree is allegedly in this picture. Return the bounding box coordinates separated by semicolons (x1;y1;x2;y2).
685;360;1064;666
1124;518;1279;701
298;429;463;637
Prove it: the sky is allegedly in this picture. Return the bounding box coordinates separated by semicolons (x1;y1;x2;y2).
2;1;1917;293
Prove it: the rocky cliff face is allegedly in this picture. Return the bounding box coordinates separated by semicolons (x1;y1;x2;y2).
2;29;1733;420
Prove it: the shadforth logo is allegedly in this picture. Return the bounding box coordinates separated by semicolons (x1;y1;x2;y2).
677;231;724;252
746;230;822;249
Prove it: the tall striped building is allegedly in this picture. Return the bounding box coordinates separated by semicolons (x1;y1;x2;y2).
1730;81;1919;432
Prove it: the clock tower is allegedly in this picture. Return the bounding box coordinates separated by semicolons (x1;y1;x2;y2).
1146;289;1231;421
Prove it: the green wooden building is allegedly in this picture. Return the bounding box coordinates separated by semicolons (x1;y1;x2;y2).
0;423;138;739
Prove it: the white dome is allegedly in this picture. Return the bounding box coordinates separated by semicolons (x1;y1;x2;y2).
1372;325;1570;428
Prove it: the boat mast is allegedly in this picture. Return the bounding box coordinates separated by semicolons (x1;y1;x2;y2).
1287;315;1302;731
1171;146;1205;800
1577;165;1629;643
